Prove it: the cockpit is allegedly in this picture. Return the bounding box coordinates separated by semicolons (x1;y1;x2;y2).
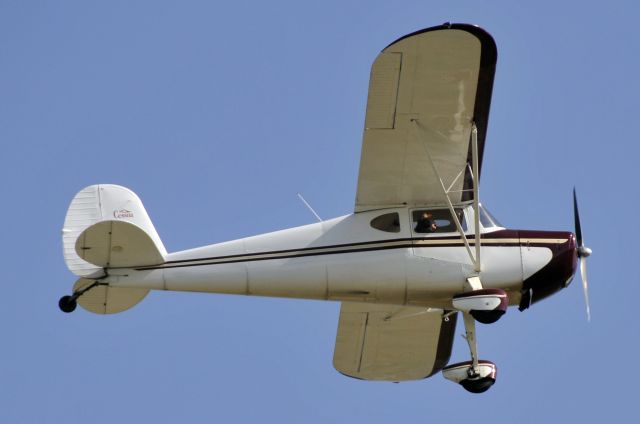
410;204;502;235
368;205;502;235
412;208;466;234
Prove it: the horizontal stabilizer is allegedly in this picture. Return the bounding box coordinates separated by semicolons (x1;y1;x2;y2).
76;220;165;268
73;278;149;314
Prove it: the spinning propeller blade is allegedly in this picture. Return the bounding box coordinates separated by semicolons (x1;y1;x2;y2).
573;189;583;247
580;257;590;321
573;188;592;321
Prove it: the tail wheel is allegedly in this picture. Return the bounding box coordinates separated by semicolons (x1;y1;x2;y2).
58;295;77;313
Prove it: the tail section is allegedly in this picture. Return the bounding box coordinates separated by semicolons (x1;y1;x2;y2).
62;184;167;276
75;220;165;268
60;184;166;314
72;278;150;314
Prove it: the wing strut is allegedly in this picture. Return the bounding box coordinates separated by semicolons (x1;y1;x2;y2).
411;119;482;272
471;124;481;273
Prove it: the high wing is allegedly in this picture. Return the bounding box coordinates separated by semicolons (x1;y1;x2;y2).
355;24;497;212
333;302;457;381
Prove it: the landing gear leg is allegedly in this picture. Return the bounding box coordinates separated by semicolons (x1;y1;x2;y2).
442;312;498;393
462;312;480;376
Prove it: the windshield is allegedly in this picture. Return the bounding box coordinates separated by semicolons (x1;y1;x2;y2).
479;204;503;228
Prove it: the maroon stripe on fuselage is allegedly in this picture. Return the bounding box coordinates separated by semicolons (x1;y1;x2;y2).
134;229;569;271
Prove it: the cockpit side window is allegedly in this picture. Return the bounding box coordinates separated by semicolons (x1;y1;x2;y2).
412;209;466;234
370;212;400;233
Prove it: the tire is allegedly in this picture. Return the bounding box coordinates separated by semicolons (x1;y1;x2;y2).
58;295;77;313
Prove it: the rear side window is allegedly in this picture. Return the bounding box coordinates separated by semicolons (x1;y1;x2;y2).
370;212;400;233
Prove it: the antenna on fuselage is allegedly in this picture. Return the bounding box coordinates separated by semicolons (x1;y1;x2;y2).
297;193;323;222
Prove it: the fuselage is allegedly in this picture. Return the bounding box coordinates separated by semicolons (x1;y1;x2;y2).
106;205;577;311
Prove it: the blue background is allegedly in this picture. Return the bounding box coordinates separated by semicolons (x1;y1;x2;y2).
1;1;634;422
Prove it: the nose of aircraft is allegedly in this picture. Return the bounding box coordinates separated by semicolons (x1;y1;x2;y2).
519;230;577;310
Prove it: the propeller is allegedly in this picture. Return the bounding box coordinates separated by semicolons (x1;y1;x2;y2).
573;188;592;321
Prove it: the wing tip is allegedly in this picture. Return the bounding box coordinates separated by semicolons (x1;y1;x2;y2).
384;23;497;62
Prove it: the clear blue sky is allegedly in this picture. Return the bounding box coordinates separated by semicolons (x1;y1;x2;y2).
1;1;635;422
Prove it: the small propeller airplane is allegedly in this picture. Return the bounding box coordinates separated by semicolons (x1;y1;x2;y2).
59;23;591;393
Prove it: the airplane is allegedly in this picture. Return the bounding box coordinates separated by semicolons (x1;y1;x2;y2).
58;23;591;393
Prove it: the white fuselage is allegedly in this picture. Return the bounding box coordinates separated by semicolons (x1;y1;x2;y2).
105;206;557;310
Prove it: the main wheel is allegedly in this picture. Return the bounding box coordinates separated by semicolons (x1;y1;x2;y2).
460;376;495;393
58;295;77;313
470;309;505;324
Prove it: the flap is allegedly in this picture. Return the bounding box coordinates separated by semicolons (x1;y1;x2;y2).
333;302;457;381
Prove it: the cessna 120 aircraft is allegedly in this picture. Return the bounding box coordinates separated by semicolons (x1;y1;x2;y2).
59;23;591;393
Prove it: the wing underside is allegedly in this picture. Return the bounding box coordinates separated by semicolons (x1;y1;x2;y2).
355;24;497;212
333;302;457;381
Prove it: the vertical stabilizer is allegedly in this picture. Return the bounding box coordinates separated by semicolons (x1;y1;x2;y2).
62;184;167;277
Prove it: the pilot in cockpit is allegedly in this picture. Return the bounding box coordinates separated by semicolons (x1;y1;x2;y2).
415;211;437;233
